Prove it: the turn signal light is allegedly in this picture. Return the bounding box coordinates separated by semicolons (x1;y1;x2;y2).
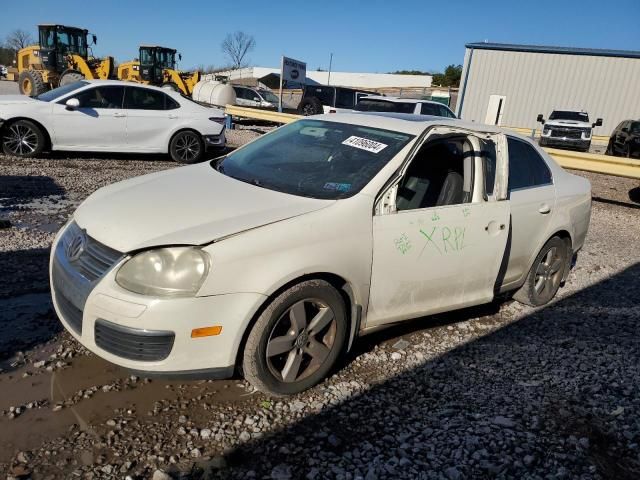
191;326;223;338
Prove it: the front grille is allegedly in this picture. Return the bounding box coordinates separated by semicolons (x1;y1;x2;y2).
54;287;83;335
549;128;585;139
95;319;175;362
51;221;123;336
61;223;122;282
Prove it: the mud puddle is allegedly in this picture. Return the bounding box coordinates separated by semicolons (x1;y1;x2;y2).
0;352;252;462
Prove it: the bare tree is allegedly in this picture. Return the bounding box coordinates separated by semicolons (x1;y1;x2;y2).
221;31;256;69
5;29;33;51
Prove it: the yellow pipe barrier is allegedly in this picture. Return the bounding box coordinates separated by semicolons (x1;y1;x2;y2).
544;148;640;180
224;105;302;124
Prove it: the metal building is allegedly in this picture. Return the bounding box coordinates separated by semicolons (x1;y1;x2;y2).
457;43;640;137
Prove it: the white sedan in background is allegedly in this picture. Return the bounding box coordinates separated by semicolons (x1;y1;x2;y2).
0;80;226;163
50;114;591;395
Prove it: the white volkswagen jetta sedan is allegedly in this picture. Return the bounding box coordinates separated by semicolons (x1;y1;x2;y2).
0;80;225;163
50;114;591;395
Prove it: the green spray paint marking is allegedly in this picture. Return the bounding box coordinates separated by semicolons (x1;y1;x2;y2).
394;233;412;254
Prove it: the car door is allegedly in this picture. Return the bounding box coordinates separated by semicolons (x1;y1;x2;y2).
123;86;179;151
366;128;510;327
499;137;556;289
52;85;127;150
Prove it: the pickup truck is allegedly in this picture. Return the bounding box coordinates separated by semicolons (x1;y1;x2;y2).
537;110;602;152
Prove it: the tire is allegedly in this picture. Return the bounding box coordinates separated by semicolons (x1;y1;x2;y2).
59;70;84;87
242;280;348;396
605;140;614;156
169;130;204;163
512;236;568;307
298;96;323;116
18;70;47;97
2;119;46;157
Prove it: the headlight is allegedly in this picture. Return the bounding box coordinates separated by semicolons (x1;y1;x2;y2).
116;247;210;297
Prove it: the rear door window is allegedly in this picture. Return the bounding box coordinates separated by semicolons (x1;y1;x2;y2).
335;89;355;108
124;87;173;110
507;137;552;191
420;103;440;116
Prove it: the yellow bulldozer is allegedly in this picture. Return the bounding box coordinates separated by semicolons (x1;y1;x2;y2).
117;46;200;96
8;24;114;97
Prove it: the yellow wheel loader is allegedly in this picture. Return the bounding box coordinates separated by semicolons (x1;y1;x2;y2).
117;46;200;96
9;24;114;97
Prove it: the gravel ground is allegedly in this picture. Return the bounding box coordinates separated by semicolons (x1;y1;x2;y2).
0;131;639;479
0;80;19;95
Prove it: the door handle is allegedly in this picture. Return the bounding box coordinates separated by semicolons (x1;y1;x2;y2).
168;114;178;119
113;112;126;118
485;223;506;232
538;204;551;214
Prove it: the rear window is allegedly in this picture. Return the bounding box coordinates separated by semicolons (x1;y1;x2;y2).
355;99;416;114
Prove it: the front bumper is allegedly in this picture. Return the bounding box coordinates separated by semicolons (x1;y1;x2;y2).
49;224;266;375
540;135;590;150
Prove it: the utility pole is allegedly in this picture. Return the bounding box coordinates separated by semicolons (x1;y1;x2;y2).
327;53;333;86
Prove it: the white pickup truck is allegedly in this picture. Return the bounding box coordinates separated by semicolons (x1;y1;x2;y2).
537;110;603;152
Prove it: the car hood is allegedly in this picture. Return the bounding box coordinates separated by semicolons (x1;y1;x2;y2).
74;162;334;252
0;95;38;106
545;119;591;128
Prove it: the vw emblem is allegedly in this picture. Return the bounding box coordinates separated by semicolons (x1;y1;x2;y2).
66;231;87;262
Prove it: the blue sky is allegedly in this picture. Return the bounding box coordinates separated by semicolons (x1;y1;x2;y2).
1;0;639;73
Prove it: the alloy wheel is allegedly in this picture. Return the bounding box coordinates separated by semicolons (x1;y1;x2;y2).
266;299;337;383
302;104;315;116
174;133;201;162
4;124;38;155
534;246;563;298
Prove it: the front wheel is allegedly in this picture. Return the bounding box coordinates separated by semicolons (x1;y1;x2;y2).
169;130;204;163
513;236;568;307
2;120;46;157
59;70;84;86
242;280;348;396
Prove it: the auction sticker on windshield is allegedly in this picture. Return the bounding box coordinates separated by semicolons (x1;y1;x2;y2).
342;136;388;153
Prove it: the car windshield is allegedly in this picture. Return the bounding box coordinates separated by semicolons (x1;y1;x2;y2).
354;99;416;114
36;81;89;102
215;119;415;199
259;89;279;104
549;111;590;122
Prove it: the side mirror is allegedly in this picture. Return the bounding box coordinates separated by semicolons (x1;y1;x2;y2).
65;98;80;110
253;97;261;102
536;114;545;124
621;127;629;133
593;118;603;127
92;35;97;45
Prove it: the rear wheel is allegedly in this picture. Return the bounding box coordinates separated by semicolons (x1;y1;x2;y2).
169;130;204;163
605;140;614;156
298;97;323;116
59;70;84;87
18;70;47;97
513;236;568;307
2;120;46;157
242;280;348;396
